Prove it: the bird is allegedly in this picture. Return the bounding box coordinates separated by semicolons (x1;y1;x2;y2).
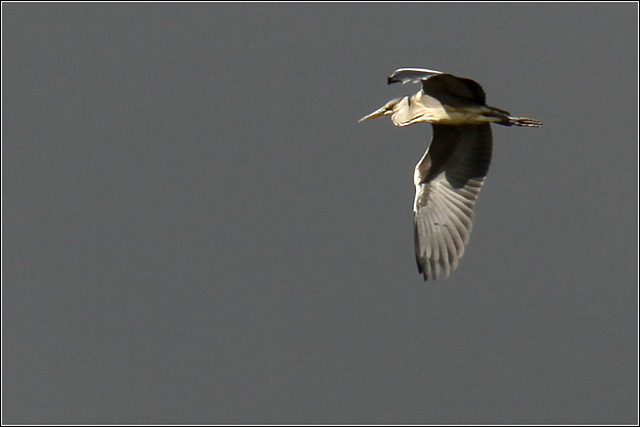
359;68;542;280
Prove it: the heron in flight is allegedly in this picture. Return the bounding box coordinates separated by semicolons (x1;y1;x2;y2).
359;68;542;280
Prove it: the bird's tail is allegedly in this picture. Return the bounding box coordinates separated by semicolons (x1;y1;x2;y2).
505;116;543;128
484;107;542;128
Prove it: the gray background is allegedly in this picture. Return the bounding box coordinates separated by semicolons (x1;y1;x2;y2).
3;3;638;424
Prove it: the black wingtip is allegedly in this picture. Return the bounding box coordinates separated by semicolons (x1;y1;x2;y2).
416;259;430;281
387;76;399;85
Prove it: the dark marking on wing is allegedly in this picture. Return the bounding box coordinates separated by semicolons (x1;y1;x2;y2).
421;74;487;105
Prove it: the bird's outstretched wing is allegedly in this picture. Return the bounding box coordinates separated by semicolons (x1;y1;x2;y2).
421;74;486;105
387;68;443;85
413;124;493;280
389;68;487;105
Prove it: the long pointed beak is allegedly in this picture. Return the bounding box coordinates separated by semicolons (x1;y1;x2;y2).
358;107;387;123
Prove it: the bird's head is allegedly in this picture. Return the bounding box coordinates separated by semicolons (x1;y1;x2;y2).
358;97;403;123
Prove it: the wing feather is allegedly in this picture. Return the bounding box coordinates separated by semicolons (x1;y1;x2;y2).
413;124;493;280
387;68;443;85
421;74;487;105
388;68;486;105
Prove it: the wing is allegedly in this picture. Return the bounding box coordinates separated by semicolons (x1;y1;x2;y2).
413;124;493;280
389;68;486;106
388;68;443;85
421;73;487;105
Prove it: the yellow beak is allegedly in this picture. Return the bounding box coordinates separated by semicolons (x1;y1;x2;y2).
358;107;387;123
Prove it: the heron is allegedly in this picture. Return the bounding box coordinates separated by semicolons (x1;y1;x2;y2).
359;68;542;280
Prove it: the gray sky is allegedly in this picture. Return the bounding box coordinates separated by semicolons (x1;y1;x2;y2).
3;3;638;424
